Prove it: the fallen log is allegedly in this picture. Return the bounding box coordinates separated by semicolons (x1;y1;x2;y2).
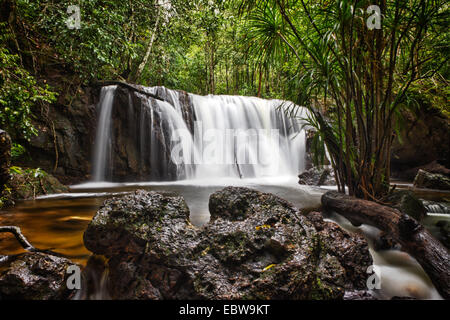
0;226;64;257
322;191;450;299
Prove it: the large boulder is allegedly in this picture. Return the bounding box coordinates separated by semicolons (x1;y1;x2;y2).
84;188;372;300
413;169;450;190
0;252;75;300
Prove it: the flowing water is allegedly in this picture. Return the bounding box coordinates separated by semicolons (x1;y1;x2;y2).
93;86;308;181
0;85;448;299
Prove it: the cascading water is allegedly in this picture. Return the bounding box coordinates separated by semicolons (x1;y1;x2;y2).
92;85;308;182
92;86;116;181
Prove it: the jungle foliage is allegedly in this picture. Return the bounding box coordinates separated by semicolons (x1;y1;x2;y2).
0;0;448;199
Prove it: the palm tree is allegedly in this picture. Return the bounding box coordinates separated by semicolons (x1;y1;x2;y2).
239;0;448;199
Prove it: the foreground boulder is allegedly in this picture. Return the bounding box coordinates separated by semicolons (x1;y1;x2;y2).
0;252;75;300
84;188;372;300
413;169;450;190
305;211;373;289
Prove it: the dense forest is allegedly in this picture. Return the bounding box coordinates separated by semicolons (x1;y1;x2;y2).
1;0;449;197
0;0;449;303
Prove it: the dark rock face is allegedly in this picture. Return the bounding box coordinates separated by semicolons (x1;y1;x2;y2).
0;252;75;300
413;169;450;190
298;167;336;186
383;190;427;221
391;108;450;176
84;187;372;300
15;87;99;184
0;129;12;193
104;85;195;182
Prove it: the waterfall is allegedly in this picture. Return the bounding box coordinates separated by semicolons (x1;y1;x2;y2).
92;85;309;182
92;86;116;181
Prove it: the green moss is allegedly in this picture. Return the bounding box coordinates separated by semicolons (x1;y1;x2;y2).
309;277;335;300
4;167;67;201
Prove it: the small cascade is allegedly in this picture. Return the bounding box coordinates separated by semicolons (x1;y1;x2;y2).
422;200;450;214
92;85;308;182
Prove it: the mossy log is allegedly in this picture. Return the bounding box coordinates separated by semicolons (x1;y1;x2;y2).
322;191;450;299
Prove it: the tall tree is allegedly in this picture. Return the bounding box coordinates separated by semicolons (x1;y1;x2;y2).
240;0;448;199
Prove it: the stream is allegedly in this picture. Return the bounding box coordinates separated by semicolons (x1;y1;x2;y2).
0;176;446;300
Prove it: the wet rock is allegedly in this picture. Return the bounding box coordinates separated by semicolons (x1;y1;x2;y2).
105;86;194;182
413;169;450;191
305;211;373;289
298;167;336;186
0;252;76;300
383;190;427;221
343;290;377;300
84;188;372;300
6;167;68;200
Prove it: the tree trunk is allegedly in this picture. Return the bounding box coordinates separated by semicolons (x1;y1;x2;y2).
132;4;161;83
322;191;450;299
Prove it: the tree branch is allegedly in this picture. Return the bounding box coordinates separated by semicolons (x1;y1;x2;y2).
0;226;35;251
93;80;166;102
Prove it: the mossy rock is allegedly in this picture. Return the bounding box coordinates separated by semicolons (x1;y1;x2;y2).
4;167;68;201
84;188;372;300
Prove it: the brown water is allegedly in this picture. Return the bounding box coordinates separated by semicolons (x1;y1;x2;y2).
0;197;103;264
